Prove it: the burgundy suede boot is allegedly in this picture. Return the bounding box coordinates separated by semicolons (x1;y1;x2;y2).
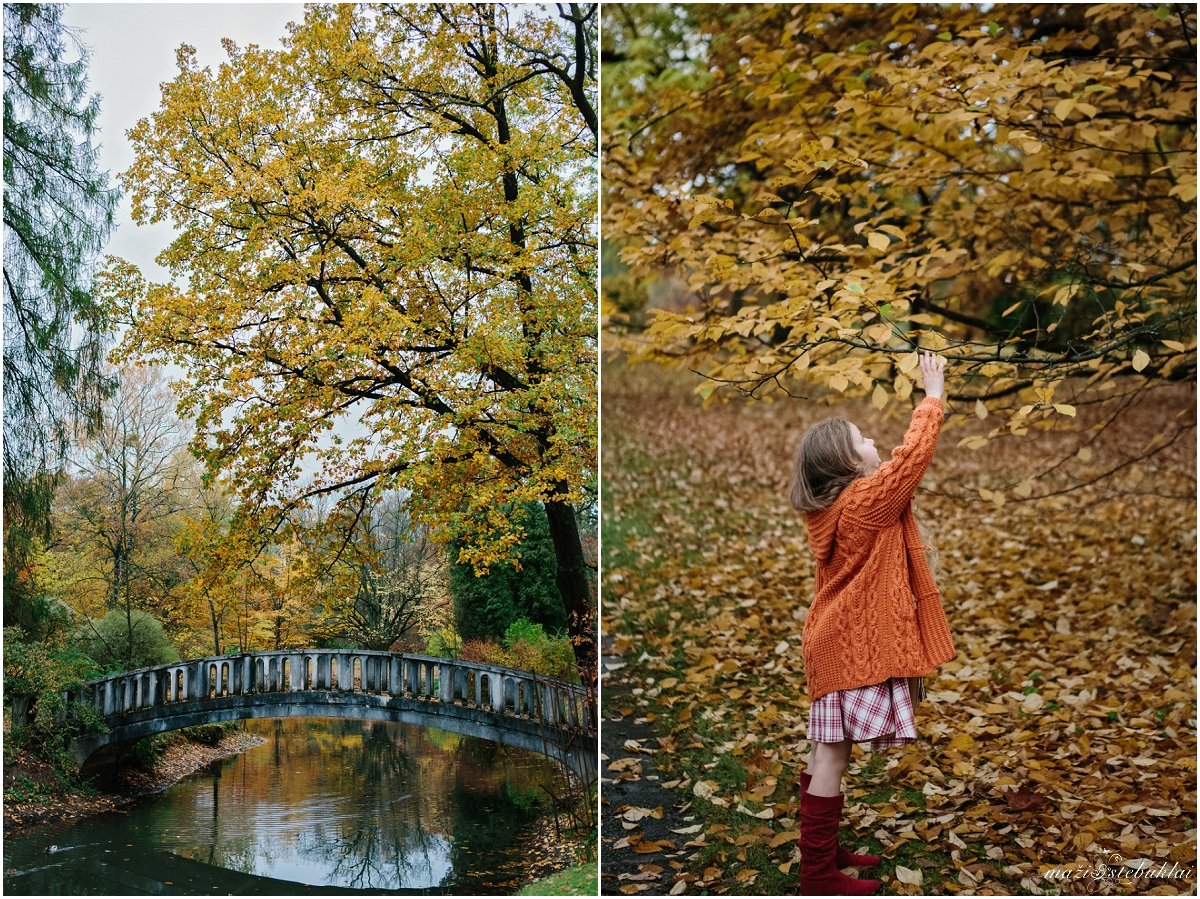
800;771;882;869
799;790;881;896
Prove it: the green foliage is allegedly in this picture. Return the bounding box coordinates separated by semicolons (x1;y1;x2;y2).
450;503;567;641
504;618;549;647
73;608;180;673
424;626;462;660
4;626;100;699
2;587;76;644
503;618;579;682
3;626;104;757
516;862;597;896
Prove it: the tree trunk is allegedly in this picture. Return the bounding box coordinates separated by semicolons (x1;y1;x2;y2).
542;496;595;687
210;602;221;656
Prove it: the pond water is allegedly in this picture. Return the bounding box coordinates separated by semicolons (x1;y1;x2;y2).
4;717;572;895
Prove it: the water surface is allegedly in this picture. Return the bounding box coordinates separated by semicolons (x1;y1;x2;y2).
4;717;569;894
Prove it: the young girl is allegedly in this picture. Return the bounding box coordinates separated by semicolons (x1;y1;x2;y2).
789;352;957;896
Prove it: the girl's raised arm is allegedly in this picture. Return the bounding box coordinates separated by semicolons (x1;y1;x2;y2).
844;353;945;526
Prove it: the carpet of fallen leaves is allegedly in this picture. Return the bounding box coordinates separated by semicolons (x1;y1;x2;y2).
3;730;265;834
601;358;1196;896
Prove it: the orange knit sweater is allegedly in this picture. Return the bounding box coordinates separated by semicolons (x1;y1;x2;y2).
801;396;957;701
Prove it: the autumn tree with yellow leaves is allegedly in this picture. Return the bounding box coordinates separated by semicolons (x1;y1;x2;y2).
604;3;1195;501
103;4;598;675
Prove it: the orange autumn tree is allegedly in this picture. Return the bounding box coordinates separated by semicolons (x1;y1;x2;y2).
103;4;598;674
604;4;1195;500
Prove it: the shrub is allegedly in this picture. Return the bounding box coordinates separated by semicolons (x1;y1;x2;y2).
504;618;548;647
459;638;507;666
454;618;580;682
3;626;105;761
425;626;462;659
73;609;181;673
439;620;578;681
504;617;578;681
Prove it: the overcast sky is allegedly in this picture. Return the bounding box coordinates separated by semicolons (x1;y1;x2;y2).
63;2;305;282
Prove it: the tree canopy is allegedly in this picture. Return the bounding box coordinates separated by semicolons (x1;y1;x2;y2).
603;3;1195;500
103;3;598;673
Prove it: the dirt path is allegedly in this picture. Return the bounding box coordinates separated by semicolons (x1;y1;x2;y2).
601;635;709;896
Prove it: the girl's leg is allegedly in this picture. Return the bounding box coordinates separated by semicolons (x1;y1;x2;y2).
807;738;852;796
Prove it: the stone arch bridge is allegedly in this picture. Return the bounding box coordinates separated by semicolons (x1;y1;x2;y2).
67;650;595;784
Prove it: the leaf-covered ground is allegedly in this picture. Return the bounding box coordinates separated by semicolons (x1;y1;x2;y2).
601;359;1196;895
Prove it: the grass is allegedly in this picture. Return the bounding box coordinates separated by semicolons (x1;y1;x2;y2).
517;861;597;895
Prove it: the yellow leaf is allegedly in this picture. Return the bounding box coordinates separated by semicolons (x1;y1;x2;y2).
1053;404;1076;417
1053;98;1075;121
898;352;920;374
949;733;976;751
895;865;923;885
974;399;987;420
871;383;888;410
866;231;890;251
1168;180;1197;202
1132;349;1150;372
705;254;736;281
894;373;912;399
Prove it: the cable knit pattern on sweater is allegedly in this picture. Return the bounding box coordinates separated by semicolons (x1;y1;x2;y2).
802;396;957;701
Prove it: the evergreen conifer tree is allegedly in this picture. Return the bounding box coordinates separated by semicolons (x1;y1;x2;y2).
3;3;118;630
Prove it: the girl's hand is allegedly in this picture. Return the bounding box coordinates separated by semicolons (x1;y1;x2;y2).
919;351;945;400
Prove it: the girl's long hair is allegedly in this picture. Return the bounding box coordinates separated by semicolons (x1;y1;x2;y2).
914;508;942;579
790;416;943;579
789;418;862;512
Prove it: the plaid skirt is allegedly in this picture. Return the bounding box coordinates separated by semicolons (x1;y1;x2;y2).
807;676;924;751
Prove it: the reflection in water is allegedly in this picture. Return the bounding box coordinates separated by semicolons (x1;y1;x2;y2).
4;718;568;895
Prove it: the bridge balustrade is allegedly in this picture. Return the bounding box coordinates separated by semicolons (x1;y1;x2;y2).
69;651;594;737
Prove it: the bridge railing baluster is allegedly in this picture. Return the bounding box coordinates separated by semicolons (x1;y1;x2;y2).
389;656;402;697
